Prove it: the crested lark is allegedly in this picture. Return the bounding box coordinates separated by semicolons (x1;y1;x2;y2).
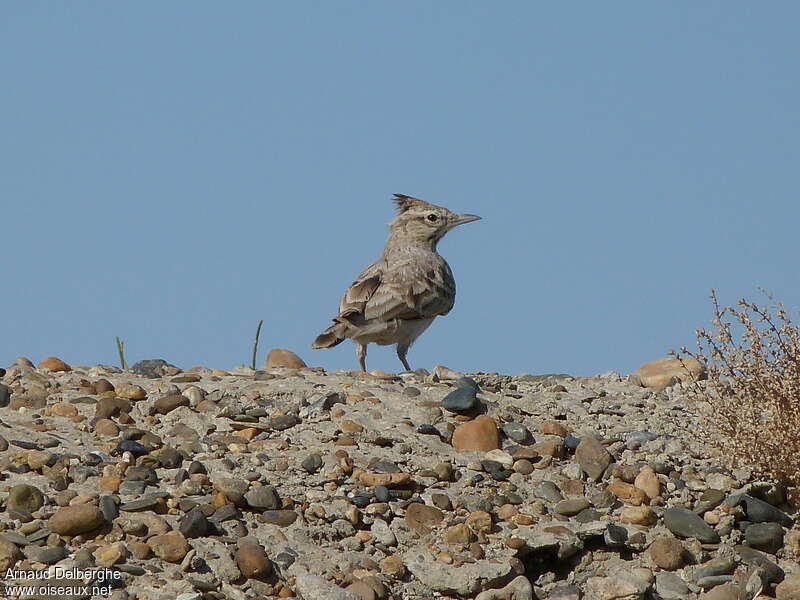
312;193;481;372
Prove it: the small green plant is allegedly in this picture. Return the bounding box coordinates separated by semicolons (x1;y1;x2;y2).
678;290;800;501
251;320;264;370
115;336;128;371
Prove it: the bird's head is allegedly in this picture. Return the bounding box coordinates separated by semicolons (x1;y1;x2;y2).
389;193;481;247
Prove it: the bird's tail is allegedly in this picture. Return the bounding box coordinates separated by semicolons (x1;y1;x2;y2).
312;322;347;349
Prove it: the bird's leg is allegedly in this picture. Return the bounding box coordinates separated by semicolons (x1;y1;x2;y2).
357;343;368;372
396;344;412;372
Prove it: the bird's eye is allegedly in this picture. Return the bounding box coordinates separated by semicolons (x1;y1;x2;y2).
426;214;439;222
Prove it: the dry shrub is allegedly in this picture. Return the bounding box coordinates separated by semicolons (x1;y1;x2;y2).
677;290;800;502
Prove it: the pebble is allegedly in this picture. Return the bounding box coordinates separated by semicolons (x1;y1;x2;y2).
744;522;784;554
555;498;590;516
271;414;301;430
261;510;298;526
451;416;500;451
7;484;45;513
648;537;686;570
441;386;480;414
236;538;272;579
116;383;147;400
664;507;721;543
148;530;190;562
655;572;691;599
154;393;189;414
729;494;793;526
245;485;281;510
179;507;210;538
501;422;532;444
266;348;307;369
301;453;323;473
38;356;71;372
48;504;107;535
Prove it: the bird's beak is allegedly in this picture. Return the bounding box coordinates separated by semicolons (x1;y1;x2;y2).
450;213;482;228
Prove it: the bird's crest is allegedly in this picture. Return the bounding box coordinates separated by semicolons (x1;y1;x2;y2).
392;193;429;214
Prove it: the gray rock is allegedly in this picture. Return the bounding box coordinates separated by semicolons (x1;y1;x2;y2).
209;505;241;523
533;481;563;503
442;387;479;414
655;572;690;599
696;575;734;589
119;480;148;496
728;494;793;526
744;522;784;554
120;495;163;511
481;460;512;481
554;498;590;516
23;544;69;564
0;383;10;407
99;495;119;520
501;422;532;444
694;557;736;581
180;507;209;538
270;415;301;431
245;485;281;510
664;507;720;543
604;523;628;548
696;488;727;513
301;453;323;474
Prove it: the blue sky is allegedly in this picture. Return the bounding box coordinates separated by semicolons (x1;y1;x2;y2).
2;2;798;376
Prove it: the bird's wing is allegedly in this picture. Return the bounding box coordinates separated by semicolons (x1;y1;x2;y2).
337;260;455;323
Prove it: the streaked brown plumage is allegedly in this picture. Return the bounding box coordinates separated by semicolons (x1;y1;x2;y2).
312;193;481;372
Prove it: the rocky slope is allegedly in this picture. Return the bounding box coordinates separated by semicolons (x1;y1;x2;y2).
0;353;797;600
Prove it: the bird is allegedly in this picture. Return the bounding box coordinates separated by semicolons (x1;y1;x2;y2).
312;193;481;372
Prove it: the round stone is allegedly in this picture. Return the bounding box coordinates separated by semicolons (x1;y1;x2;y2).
301;453;323;474
744;522;785;554
7;484;45;513
648;537;685;570
441;387;479;415
554;498;590;516
38;356;71;372
0;384;11;408
261;510;298;526
245;486;280;510
179;507;209;538
154;394;189;414
236;540;272;579
148;531;190;562
452;417;499;452
265;349;307;369
49;504;107;536
502;422;532;444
